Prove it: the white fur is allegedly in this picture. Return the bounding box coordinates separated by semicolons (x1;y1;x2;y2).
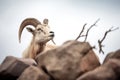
21;19;57;59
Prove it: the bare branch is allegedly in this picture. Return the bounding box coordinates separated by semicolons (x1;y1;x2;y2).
52;39;56;45
98;40;104;54
98;27;119;54
75;23;87;40
84;18;100;42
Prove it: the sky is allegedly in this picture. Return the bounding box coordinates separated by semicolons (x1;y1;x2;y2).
0;0;120;63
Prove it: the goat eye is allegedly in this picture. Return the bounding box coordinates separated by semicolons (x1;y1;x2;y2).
37;28;42;31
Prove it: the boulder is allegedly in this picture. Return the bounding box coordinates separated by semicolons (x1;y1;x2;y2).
0;56;37;80
77;59;120;80
18;66;50;80
36;40;100;80
104;49;120;63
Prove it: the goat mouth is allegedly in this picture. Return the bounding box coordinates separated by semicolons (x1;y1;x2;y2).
50;34;54;37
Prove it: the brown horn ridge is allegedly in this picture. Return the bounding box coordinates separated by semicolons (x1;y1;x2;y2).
18;18;41;43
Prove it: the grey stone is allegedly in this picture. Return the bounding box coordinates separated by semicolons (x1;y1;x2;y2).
36;40;100;80
104;49;120;63
18;66;50;80
0;56;37;80
77;59;120;80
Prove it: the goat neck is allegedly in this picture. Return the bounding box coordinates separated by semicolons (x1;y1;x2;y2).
29;39;46;59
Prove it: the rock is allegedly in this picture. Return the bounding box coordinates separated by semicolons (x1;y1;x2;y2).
19;58;37;66
77;59;120;80
36;40;100;80
18;66;50;80
107;59;120;80
0;56;37;80
104;49;120;63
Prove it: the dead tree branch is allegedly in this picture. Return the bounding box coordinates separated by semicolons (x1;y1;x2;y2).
75;23;87;40
98;27;119;54
84;18;100;42
75;18;100;41
52;39;56;45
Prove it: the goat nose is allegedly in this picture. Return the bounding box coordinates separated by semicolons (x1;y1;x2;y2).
49;31;54;33
49;31;54;37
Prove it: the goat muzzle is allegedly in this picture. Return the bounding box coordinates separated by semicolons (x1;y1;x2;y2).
49;31;55;37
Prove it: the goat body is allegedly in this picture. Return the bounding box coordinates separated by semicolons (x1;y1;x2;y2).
19;18;56;59
23;40;57;59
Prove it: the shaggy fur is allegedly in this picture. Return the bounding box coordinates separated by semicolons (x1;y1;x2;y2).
19;18;56;59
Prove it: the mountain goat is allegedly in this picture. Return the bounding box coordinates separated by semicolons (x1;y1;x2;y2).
18;18;56;59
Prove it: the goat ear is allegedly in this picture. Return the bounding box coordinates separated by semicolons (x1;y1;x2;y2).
43;19;48;24
26;27;34;34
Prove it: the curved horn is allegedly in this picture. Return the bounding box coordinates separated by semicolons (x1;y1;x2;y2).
18;18;41;43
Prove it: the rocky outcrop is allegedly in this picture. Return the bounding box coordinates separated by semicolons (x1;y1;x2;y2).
77;49;120;80
35;40;100;80
77;59;120;80
18;66;50;80
103;49;120;63
1;40;120;80
0;56;36;80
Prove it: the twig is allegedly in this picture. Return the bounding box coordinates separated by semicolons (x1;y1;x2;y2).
75;23;87;40
84;18;100;42
98;27;119;54
52;39;56;45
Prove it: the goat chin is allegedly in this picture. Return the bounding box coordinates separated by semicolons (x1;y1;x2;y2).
22;43;57;59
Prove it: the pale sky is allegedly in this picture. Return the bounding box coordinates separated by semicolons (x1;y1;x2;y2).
0;0;120;63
